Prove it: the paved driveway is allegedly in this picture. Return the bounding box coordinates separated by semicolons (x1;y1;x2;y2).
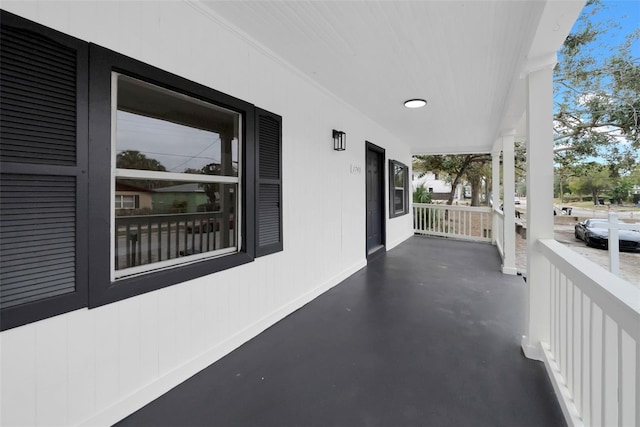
515;220;640;287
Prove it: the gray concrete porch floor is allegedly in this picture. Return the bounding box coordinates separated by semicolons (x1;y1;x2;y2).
116;236;565;427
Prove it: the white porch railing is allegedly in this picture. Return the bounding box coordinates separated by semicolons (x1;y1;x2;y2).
413;203;492;242
494;208;505;258
592;212;640;277
538;239;640;427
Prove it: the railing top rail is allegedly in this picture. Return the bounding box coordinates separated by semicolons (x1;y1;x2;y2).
588;211;640;230
592;222;640;231
116;211;225;224
538;238;640;333
413;203;492;213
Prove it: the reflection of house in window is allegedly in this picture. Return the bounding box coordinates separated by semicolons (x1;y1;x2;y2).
111;74;244;278
150;182;237;214
114;182;152;212
115;194;137;209
152;183;210;214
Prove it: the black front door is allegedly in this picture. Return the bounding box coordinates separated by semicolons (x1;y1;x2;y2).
366;143;385;257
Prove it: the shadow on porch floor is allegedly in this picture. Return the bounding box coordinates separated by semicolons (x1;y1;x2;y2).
116;236;565;427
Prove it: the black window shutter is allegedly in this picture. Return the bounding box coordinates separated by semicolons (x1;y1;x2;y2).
0;11;88;330
255;108;283;257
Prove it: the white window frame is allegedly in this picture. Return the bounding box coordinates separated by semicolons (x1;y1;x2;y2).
110;73;242;281
115;194;136;209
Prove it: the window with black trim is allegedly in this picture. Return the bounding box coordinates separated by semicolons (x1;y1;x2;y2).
112;73;242;279
88;44;283;307
389;160;409;218
0;11;283;329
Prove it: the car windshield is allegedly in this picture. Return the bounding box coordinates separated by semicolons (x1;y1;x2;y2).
586;220;607;227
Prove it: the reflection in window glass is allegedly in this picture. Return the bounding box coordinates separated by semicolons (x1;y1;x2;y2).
114;180;237;271
113;74;241;277
116;74;239;177
394;189;404;212
394;164;404;187
116;111;239;176
389;160;408;217
115;195;138;209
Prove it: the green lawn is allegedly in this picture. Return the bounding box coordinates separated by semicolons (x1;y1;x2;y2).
555;199;640;212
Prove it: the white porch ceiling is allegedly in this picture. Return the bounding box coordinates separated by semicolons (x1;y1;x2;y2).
200;1;584;155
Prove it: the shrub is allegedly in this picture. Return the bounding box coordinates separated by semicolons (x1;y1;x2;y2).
413;184;433;204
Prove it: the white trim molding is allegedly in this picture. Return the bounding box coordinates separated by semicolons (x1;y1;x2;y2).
520;52;557;79
78;259;367;427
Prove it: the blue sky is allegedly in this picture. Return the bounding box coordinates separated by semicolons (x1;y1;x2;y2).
554;0;639;163
566;0;640;58
598;0;640;48
595;0;639;55
555;0;639;98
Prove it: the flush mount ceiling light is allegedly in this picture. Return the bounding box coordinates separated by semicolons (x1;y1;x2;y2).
404;99;427;109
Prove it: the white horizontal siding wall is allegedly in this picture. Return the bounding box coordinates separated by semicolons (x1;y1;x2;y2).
0;1;413;426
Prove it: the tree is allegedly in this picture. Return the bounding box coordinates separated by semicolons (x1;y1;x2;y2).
554;0;639;170
631;163;640;185
199;162;224;209
116;150;166;172
554;149;583;202
567;162;610;204
610;176;633;204
631;164;640;204
464;160;491;206
413;154;490;205
116;150;167;190
413;139;526;207
183;168;203;175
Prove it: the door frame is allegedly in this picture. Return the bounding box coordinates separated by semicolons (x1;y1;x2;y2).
365;141;386;259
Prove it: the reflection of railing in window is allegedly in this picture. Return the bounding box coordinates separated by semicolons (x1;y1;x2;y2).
115;212;235;270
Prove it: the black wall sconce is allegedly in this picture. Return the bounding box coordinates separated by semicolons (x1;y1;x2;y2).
333;129;346;151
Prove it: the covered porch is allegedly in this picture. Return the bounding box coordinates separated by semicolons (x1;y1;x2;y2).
1;2;638;426
117;236;563;426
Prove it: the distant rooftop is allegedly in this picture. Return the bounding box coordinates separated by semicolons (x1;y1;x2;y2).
154;183;204;193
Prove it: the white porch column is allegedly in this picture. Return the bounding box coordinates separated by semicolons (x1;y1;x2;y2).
521;60;556;361
491;146;501;245
501;132;517;275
